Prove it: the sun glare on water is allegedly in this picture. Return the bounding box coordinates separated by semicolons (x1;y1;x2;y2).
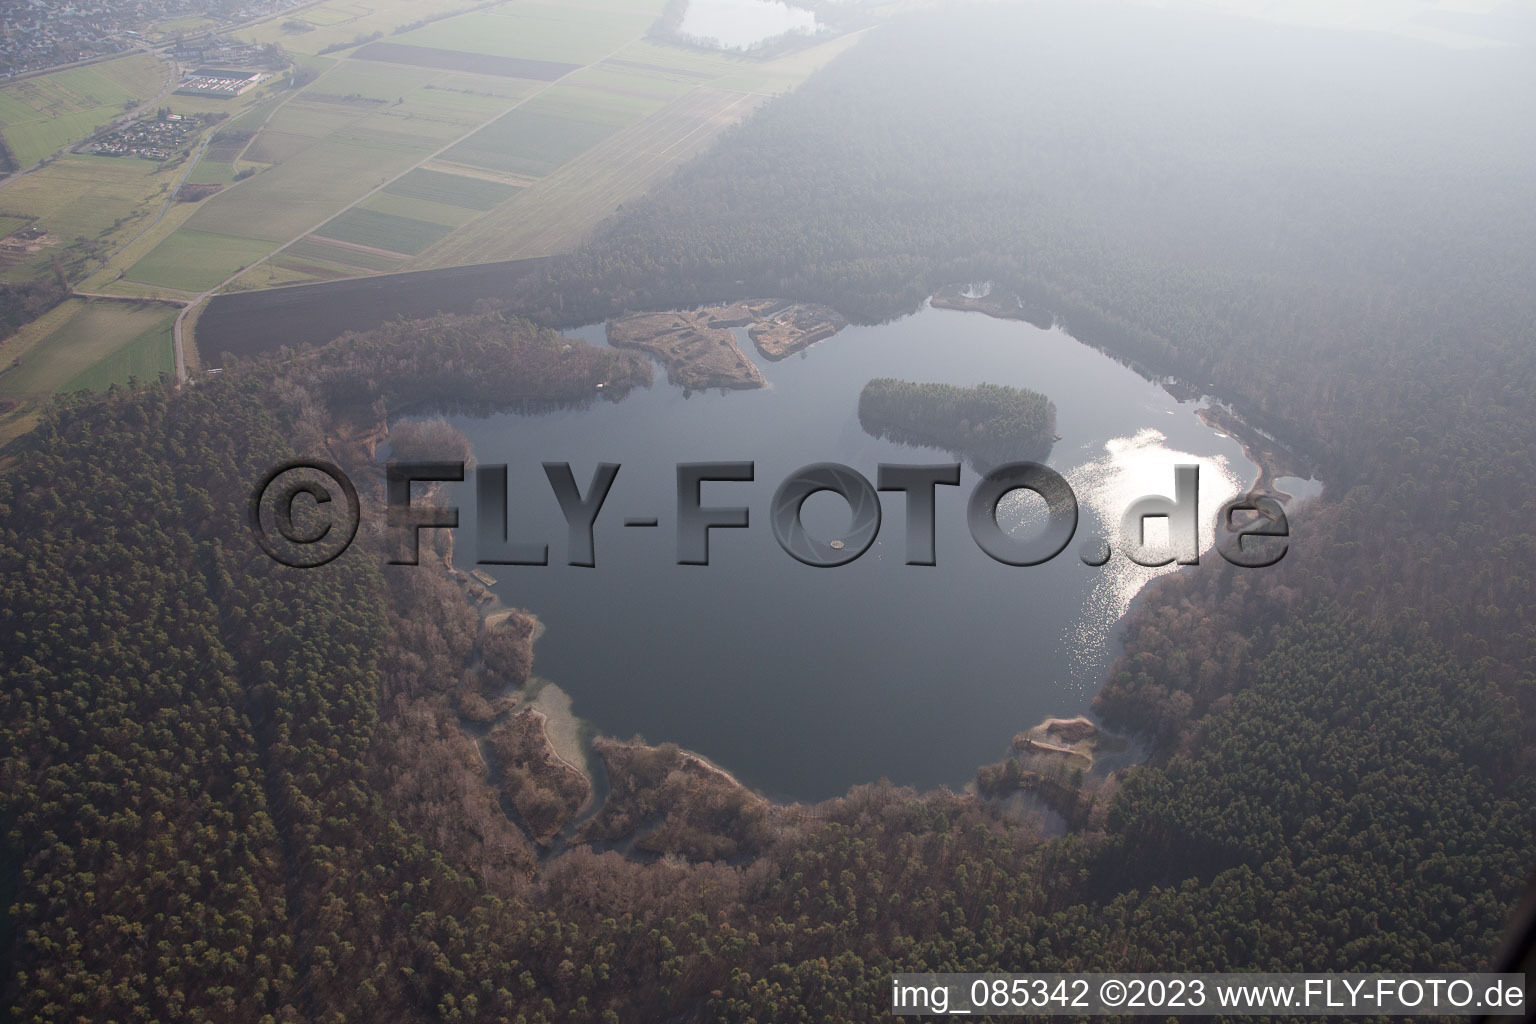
997;427;1245;691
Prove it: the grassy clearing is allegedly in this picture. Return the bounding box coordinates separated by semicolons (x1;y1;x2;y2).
125;229;274;291
396;4;656;65
313;207;452;254
383;166;519;209
0;299;175;397
0;54;167;169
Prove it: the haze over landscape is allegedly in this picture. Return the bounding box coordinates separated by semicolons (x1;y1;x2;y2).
0;0;1534;1020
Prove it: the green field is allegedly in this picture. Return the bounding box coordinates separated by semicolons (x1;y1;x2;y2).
313;207;452;254
153;16;218;36
0;300;174;397
0;153;191;284
307;61;437;99
395;2;663;65
183;130;437;242
0;0;850;405
61;314;176;390
0;54;166;170
125;229;274;291
410;87;762;268
237;0;479;55
444;107;621;177
531;82;670;125
285;236;407;270
357;190;477;227
184;160;235;185
563;61;700;101
440;78;675;179
383;167;520;209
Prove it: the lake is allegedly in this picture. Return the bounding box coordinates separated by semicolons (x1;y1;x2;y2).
677;0;817;50
445;303;1256;800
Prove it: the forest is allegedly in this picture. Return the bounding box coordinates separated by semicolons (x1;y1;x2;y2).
857;378;1056;470
3;1;1536;1020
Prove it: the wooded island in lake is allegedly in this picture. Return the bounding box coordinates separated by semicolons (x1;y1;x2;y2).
858;378;1057;469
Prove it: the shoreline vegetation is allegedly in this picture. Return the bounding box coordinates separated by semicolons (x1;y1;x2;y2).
607;308;767;390
434;290;1301;834
857;376;1057;471
974;716;1129;830
933;286;1318;502
605;298;846;389
358;293;1305;842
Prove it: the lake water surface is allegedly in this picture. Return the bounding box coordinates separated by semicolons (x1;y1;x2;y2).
447;304;1255;800
677;0;817;49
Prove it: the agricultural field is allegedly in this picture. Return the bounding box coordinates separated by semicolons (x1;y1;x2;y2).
0;153;188;284
0;298;174;398
117;52;551;292
0;0;864;410
311;206;453;254
123;228;274;291
409;86;764;268
383;167;520;209
237;0;486;55
356;190;478;227
117;0;855;294
392;1;667;65
284;236;408;271
0;53;167;171
442;105;624;177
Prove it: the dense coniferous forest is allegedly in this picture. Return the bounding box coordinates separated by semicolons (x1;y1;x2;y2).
857;378;1056;469
3;2;1536;1021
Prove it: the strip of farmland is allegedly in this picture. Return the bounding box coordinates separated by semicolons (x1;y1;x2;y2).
351;42;579;81
411;87;764;267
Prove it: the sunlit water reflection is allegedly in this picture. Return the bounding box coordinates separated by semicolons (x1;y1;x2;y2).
678;0;817;49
